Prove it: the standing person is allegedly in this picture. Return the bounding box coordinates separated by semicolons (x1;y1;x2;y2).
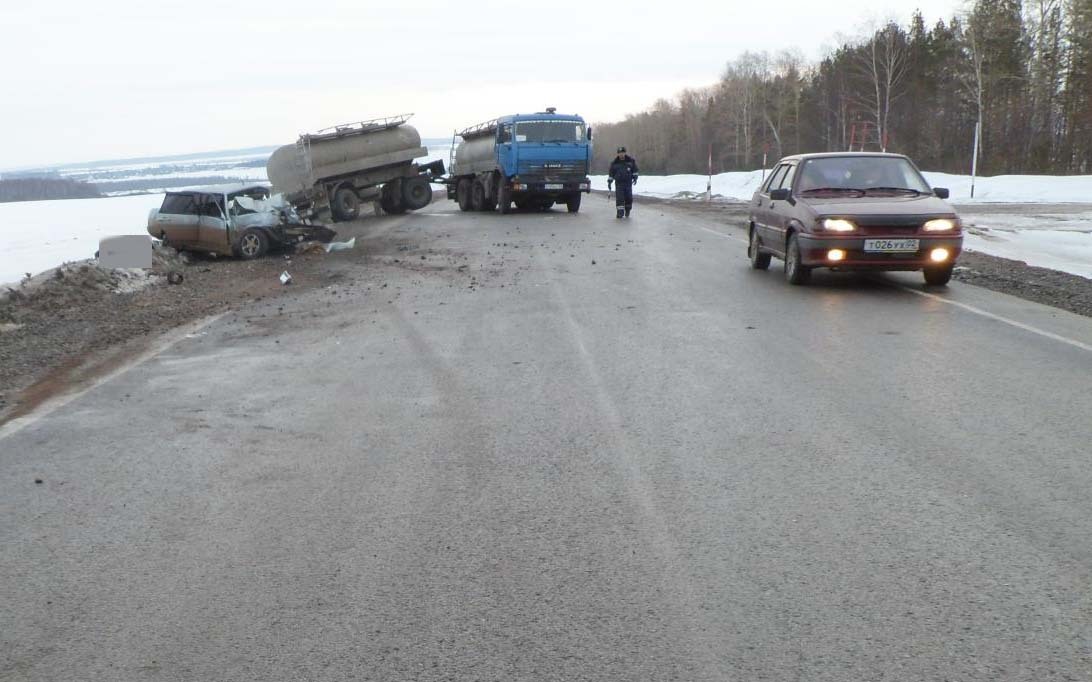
607;147;639;219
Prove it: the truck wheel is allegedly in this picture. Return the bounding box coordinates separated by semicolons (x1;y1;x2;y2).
332;187;360;221
401;176;432;211
566;193;582;213
381;183;406;214
514;198;530;211
236;229;269;260
471;181;486;211
481;181;497;212
498;183;512;214
457;179;472;212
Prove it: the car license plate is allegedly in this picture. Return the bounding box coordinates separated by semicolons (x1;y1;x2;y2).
864;238;919;253
544;183;563;190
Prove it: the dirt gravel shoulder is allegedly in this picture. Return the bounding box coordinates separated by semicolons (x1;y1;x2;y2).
648;195;1092;319
0;248;351;424
0;201;509;427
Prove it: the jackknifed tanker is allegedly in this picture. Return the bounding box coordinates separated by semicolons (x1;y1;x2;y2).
266;114;445;222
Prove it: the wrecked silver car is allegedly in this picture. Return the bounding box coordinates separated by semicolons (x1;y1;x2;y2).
146;184;335;259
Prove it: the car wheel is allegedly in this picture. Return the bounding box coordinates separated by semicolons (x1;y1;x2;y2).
923;264;954;286
749;228;771;270
237;229;268;260
784;233;811;285
566;193;582;213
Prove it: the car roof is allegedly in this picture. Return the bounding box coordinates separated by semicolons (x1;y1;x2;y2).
776;152;911;163
167;183;270;197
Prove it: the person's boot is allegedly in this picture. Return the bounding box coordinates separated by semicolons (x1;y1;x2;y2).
616;207;624;219
624;206;631;218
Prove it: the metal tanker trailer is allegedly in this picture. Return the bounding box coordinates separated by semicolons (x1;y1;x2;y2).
267;114;445;222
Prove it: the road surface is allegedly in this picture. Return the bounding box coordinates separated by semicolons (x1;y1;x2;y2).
3;198;1092;680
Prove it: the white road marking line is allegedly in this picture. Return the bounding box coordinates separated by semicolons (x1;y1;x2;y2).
894;285;1092;354
687;220;1092;354
695;225;748;244
0;312;227;442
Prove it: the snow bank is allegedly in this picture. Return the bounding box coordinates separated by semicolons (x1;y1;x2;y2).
962;229;1092;279
592;170;1092;204
923;172;1092;204
590;171;765;201
0;194;164;287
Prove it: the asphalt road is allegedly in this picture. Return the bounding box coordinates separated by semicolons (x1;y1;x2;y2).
3;197;1092;681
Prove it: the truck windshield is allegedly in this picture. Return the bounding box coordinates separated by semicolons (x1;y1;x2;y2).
796;157;932;194
515;120;585;143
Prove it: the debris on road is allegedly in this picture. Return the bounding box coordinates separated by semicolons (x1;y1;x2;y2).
280;271;293;286
167;271;184;285
295;241;329;256
325;237;356;253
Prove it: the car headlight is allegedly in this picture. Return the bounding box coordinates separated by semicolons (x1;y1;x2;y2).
821;218;857;232
923;218;958;232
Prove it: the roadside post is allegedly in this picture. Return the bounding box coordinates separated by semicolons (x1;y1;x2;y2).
706;143;713;202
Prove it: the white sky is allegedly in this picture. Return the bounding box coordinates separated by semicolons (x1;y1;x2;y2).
0;0;965;168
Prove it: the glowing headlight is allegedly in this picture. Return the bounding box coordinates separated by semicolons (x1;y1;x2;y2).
923;218;957;232
930;248;951;262
822;218;856;232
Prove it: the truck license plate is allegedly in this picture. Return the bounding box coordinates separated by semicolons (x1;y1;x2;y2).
544;183;563;190
864;238;919;253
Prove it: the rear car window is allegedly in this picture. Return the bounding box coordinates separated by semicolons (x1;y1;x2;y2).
160;194;199;215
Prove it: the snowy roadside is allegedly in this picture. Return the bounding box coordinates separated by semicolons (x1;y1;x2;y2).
3;168;1090;287
590;172;1092;280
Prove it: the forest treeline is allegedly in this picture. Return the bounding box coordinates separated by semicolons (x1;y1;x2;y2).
592;0;1092;176
0;178;101;203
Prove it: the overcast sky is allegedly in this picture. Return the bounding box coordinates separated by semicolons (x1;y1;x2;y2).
1;0;966;169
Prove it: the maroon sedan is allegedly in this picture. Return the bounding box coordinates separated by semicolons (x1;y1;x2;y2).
747;153;962;286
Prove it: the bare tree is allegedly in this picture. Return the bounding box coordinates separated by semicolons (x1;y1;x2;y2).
852;23;910;150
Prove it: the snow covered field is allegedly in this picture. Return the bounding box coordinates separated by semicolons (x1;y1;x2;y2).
1;194;164;286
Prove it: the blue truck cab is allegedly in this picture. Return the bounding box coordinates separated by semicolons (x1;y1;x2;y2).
448;108;592;214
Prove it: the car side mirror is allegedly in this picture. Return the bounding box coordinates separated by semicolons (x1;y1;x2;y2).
933;187;950;199
769;188;790;201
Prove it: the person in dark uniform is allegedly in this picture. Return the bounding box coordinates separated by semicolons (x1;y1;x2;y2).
607;147;639;218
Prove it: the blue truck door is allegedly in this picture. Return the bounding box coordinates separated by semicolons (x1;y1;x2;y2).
496;123;514;178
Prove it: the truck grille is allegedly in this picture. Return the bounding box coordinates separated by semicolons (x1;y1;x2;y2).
517;160;588;176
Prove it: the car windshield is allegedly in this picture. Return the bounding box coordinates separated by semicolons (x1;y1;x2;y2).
796;157;932;195
514;120;585;143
